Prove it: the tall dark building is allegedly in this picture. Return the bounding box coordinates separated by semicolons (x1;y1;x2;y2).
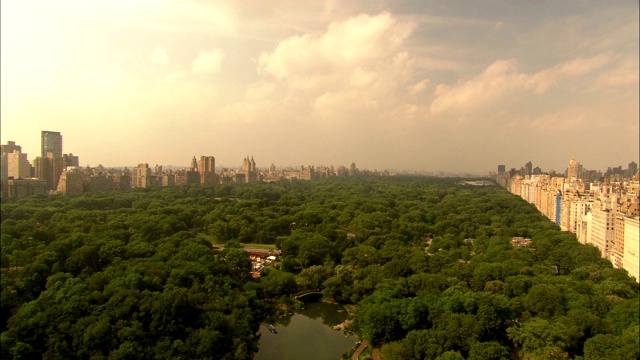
63;153;79;167
628;161;638;178
497;165;506;174
524;161;533;177
41;131;63;158
198;156;216;184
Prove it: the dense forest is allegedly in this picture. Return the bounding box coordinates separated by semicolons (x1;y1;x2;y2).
1;177;638;359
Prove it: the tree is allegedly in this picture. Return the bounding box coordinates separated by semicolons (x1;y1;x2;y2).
259;269;298;298
297;265;333;290
507;317;569;360
221;248;252;281
468;341;510;360
583;326;639;360
523;283;564;318
298;234;332;268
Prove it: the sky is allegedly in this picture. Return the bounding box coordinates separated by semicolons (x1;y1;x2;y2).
2;0;638;174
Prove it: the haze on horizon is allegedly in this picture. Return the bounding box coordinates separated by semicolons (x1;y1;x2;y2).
1;0;638;174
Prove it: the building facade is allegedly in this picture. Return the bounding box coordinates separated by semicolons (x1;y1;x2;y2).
41;131;63;158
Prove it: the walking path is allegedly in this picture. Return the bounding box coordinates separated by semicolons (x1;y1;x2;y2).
351;340;369;360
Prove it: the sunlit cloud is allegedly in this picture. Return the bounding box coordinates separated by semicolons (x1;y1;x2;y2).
192;49;226;74
430;54;612;114
245;82;277;101
258;12;415;89
1;1;637;172
595;57;639;87
150;43;169;65
409;79;430;94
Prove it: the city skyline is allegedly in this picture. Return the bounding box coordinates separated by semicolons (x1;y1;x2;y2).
3;133;639;177
2;1;638;173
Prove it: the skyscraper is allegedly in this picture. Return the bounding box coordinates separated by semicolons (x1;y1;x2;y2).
41;131;63;158
1;141;32;180
524;161;532;177
6;152;31;179
242;156;258;183
198;156;216;184
568;157;579;181
63;153;79;167
132;163;152;188
1;141;21;156
628;161;638;178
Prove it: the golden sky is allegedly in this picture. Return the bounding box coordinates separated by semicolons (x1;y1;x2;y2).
2;0;638;173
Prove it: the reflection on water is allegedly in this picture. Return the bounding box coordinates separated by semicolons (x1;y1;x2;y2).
255;302;357;360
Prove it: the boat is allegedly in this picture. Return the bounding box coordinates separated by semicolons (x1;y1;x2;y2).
267;324;277;334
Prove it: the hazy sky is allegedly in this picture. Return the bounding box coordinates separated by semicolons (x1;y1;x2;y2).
2;0;638;174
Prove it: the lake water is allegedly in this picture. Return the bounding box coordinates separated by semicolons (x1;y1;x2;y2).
255;302;357;360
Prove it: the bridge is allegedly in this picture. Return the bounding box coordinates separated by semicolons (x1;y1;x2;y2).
291;290;323;300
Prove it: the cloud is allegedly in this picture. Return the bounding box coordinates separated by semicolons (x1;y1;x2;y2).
258;12;415;89
245;81;277;100
254;12;421;125
192;48;225;74
430;54;611;113
596;57;639;87
528;53;611;93
311;51;417;121
430;59;524;113
150;43;168;65
528;108;591;132
409;79;430;94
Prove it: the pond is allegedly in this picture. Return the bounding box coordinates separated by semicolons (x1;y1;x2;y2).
255;302;357;360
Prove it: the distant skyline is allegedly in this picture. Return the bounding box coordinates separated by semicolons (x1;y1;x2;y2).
2;1;638;173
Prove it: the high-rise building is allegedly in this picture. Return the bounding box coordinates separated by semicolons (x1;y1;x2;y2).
190;156;198;171
63;153;79;167
57;168;84;195
198;156;216;184
497;165;506;174
174;169;200;186
50;153;64;191
41;131;63;158
568;157;579;181
1;178;47;198
132;163;152;188
33;157;50;186
34;155;62;191
242;156;258;183
1;141;21;156
628;161;638;178
524;161;532;177
7;152;32;179
1;141;32;180
587;207;615;258
623;217;639;281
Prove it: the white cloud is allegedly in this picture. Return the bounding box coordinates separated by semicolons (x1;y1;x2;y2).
313;90;377;117
430;59;523;113
409;79;430;94
165;70;187;82
430;54;611;113
596;57;639;87
192;48;225;74
528;53;611;93
258;12;415;89
245;81;277;101
254;12;422;125
150;43;168;65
